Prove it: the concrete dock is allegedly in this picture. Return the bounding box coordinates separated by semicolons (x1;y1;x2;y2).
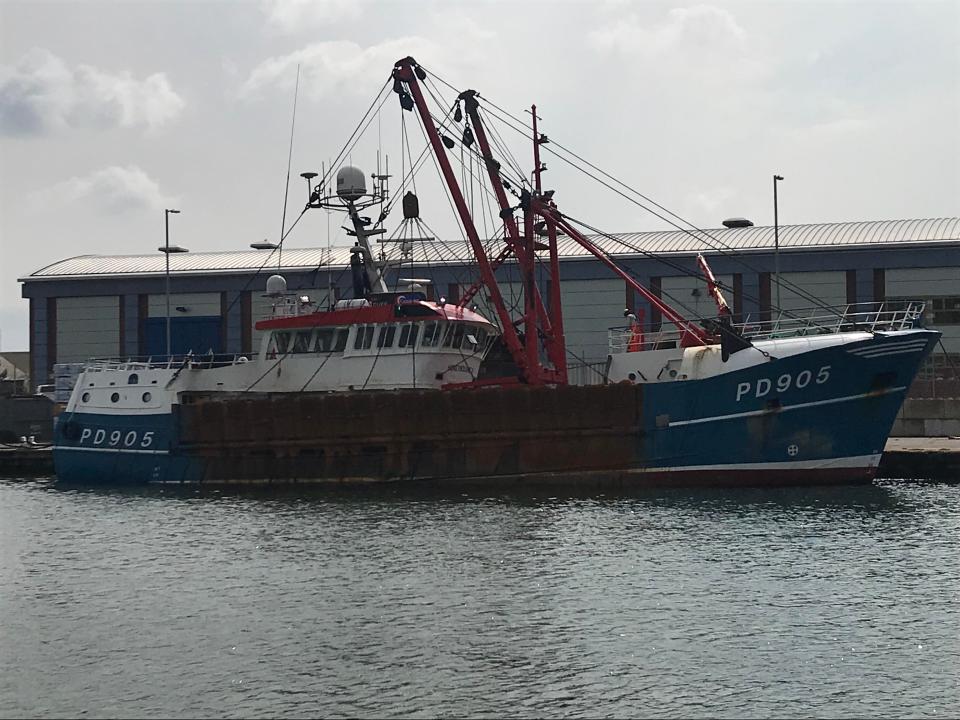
3;439;960;481
876;437;960;480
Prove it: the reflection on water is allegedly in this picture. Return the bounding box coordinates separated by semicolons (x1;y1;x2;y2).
1;477;958;719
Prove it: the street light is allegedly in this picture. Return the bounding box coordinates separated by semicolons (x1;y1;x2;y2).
773;175;784;311
250;240;279;250
159;208;187;357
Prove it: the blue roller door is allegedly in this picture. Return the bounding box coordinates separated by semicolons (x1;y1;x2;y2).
145;316;222;357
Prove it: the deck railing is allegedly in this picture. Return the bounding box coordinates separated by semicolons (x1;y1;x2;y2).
78;353;254;372
609;301;927;354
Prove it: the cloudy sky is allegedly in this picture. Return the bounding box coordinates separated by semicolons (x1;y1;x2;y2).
1;0;957;350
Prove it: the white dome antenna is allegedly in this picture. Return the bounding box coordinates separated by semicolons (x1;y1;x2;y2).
336;166;366;202
266;274;287;297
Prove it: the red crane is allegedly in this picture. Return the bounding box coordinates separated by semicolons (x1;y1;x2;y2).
391;57;709;386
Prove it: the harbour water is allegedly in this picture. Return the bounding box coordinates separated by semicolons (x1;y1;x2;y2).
1;477;957;718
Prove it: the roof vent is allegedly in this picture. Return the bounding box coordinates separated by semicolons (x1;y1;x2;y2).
722;217;754;229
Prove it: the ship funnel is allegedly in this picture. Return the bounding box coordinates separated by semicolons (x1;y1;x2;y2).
265;274;287;297
336;166;366;202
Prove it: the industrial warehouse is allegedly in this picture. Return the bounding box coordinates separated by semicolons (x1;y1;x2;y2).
18;216;960;387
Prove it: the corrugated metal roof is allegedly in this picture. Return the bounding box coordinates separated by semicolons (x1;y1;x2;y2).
21;217;959;281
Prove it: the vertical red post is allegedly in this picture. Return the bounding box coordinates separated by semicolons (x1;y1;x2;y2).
545;219;567;380
522;205;539;378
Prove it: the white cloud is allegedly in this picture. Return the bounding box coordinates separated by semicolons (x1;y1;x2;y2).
0;48;185;135
241;28;491;101
589;5;747;59
41;166;178;214
262;0;363;33
681;185;739;223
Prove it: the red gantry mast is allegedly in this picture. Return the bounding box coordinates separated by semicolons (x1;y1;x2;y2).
391;57;707;386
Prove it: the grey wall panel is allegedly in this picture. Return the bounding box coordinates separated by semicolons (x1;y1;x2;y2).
56;296;119;363
559;279;625;363
123;295;139;356
886;267;960;297
774;271;847;313
147;292;220;317
225;292;242;354
661;274;733;323
31;297;48;384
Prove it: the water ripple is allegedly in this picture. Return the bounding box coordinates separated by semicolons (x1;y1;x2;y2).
1;478;958;718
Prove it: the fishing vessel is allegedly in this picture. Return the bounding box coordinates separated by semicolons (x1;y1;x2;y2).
51;57;939;486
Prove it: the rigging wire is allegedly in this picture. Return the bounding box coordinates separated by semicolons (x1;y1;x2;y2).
278;63;301;271
451;95;840;325
473;99;843;318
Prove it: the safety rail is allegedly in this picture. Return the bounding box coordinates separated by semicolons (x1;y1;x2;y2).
609;301;927;354
78;354;254;372
269;295;317;318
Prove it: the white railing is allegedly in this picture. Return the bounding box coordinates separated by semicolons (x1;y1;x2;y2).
609;301;927;354
269;295;318;318
80;354;254;372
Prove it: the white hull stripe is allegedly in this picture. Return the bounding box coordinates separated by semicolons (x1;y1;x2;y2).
848;348;926;360
856;336;929;347
639;454;882;473
847;340;929;355
848;345;928;357
669;386;907;427
56;446;169;455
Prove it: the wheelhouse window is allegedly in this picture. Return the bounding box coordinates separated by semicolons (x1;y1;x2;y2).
314;328;336;352
420;322;441;348
353;325;374;350
377;324;397;348
398;323;419;348
292;330;312;353
273;331;291;354
443;324;465;349
334;328;348;352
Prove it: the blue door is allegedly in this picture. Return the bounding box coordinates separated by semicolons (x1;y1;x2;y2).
145;316;223;357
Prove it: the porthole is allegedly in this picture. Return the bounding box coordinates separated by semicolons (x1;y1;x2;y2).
142;392;152;403
81;392;90;402
110;392;120;403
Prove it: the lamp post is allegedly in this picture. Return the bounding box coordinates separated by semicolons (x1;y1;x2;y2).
773;175;784;311
159;209;187;357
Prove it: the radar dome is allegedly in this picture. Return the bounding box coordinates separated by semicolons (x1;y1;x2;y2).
336;166;366;202
266;274;287;297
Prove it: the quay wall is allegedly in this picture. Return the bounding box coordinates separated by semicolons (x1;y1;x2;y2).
891;397;960;437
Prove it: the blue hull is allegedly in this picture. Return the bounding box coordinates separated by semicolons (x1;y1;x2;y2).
53;331;939;487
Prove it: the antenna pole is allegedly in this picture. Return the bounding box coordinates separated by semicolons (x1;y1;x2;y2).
531;105;543;194
278;63;301;270
773;174;784;312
